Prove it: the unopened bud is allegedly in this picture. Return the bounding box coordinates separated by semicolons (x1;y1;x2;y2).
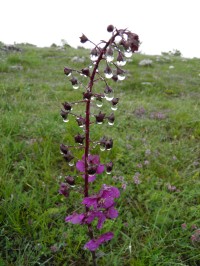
108;113;115;123
80;34;88;43
95;111;106;124
60;109;69;120
70;77;78;86
64;67;72;76
63;151;74;162
74;133;85;144
106;162;113;173
62;102;72;111
60;143;69;154
107;24;114;32
105;139;113;150
81;68;90;77
76;116;86;127
111;98;119;106
83;91;93;100
65;176;75;186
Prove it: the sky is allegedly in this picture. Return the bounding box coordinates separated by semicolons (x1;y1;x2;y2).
1;0;200;58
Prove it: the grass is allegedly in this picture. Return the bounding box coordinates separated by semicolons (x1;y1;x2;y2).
0;42;200;266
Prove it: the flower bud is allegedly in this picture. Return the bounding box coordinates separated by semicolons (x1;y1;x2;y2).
117;52;124;63
107;24;114;32
64;67;72;76
111;98;119;106
74;133;85;144
81;68;90;77
70;77;78;86
76;116;86;127
105;139;113;150
63;151;74;162
60;143;69;154
59;183;70;197
99;136;107;147
108;113;115;124
60;109;69;120
104;65;112;78
106;162;113;173
95;111;106;124
65;176;75;186
80;34;88;43
90;48;98;57
83;91;93;100
104;85;113;94
112;74;118;82
62;102;72;111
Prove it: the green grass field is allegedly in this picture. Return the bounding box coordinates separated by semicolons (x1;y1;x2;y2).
0;42;200;266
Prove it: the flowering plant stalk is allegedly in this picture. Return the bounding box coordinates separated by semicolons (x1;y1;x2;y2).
59;25;140;265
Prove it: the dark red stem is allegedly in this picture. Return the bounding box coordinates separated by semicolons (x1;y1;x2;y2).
83;32;118;266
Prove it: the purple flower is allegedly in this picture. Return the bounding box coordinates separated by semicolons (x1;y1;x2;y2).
65;213;85;224
82;185;120;209
59;183;69;197
84;232;114;251
76;155;104;182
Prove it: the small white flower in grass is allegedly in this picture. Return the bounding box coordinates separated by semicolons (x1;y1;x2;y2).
169;65;174;69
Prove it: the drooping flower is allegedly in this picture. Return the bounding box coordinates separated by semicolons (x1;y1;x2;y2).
84;232;114;251
76;154;104;182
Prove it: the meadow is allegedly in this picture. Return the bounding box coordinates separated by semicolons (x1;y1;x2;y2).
0;41;200;266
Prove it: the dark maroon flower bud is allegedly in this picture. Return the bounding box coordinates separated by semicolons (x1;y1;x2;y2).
76;116;86;127
81;68;90;77
95;111;106;124
65;176;75;186
116;67;125;76
88;164;98;175
70;77;78;86
105;139;113;150
106;162;113;173
62;102;72;111
104;65;112;77
74;133;85;144
112;74;118;82
99;136;107;147
107;24;114;32
117;52;124;63
90;48;98;57
83;91;93;100
104;85;113;94
64;67;72;76
63;151;74;162
60;143;69;154
80;34;88;43
108;113;115;123
111;98;119;106
60;109;69;120
59;183;70;197
106;46;114;57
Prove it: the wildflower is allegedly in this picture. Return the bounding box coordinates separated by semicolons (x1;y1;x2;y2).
59;183;70;197
76;154;104;182
84;232;114;251
65;213;85;224
181;223;187;230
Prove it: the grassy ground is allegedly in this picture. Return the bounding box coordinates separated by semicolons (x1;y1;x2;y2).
0;42;200;266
